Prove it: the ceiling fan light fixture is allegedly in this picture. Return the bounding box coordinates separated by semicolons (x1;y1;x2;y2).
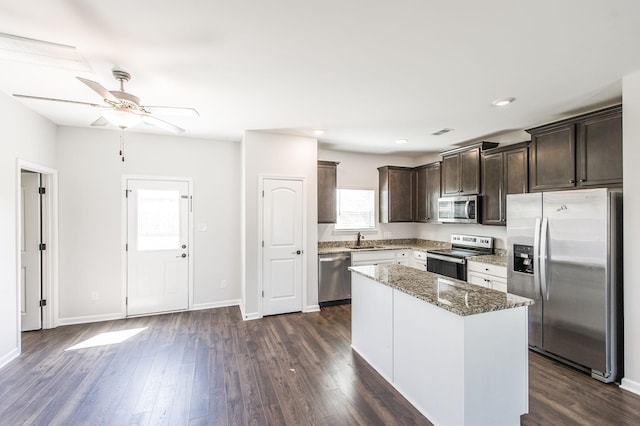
101;108;142;129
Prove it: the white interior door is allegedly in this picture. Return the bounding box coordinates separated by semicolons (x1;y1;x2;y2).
127;179;190;316
20;171;42;331
262;178;304;316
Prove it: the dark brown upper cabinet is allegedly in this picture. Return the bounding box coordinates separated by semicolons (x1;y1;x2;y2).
441;142;498;196
378;166;414;223
527;105;622;192
577;107;622;187
414;162;441;223
481;142;529;225
318;161;338;223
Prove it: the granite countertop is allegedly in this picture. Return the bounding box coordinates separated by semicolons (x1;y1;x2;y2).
467;252;507;267
318;239;449;255
318;239;508;268
349;264;532;316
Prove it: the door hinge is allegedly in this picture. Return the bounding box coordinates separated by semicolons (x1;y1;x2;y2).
38;243;46;251
125;189;131;198
262;241;264;247
38;187;46;195
126;243;128;251
262;290;264;298
125;297;128;305
262;190;264;197
39;299;47;307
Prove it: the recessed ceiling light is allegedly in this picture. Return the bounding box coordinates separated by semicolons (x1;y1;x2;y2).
492;97;516;107
313;129;324;136
395;139;408;144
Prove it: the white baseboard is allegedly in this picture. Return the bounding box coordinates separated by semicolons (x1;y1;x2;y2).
57;312;124;326
190;299;240;311
621;377;640;396
0;347;20;370
242;311;261;321
304;304;321;313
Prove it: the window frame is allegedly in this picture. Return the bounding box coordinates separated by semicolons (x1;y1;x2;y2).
333;187;377;233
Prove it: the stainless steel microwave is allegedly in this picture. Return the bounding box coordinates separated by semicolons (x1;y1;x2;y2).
437;195;481;223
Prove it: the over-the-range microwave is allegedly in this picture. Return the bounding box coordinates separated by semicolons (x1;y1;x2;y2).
437;195;481;223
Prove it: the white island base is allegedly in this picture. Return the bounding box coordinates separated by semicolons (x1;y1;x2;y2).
351;269;529;426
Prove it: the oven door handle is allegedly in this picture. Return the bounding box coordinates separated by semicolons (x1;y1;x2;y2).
425;253;466;264
465;200;472;219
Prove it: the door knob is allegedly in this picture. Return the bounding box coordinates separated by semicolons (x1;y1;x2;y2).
292;250;302;255
177;253;187;258
182;244;187;249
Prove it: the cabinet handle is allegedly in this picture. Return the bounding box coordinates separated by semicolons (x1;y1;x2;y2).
569;180;575;184
579;179;586;182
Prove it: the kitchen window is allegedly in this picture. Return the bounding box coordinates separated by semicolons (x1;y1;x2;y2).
334;188;376;230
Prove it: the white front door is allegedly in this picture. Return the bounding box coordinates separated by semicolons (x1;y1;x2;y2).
262;178;304;316
20;172;42;331
126;179;190;316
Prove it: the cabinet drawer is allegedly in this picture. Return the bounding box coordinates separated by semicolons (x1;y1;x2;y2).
468;271;507;292
351;250;396;263
467;260;507;278
413;250;427;261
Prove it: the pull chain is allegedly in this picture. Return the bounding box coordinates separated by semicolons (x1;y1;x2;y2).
119;128;125;162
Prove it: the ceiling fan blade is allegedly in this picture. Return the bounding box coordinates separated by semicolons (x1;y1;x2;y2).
142;106;200;118
90;116;108;127
13;93;102;107
76;76;119;103
139;113;185;133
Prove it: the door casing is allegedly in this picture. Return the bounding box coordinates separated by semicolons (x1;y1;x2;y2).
15;160;58;338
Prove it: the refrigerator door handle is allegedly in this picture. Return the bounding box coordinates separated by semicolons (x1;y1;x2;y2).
533;217;542;298
540;217;549;301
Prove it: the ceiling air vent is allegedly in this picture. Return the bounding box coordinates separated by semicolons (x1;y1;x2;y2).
431;128;454;136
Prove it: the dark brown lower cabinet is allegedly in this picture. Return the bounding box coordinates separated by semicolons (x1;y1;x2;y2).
481;143;529;225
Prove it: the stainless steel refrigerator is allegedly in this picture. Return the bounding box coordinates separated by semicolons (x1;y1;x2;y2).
506;188;622;383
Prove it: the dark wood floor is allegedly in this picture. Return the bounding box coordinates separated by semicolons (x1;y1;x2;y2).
0;305;639;425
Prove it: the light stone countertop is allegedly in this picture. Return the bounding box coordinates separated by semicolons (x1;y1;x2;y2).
318;240;508;268
467;254;508;267
349;264;532;316
318;239;448;255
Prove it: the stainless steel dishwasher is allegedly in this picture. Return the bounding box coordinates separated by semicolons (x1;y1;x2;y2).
318;253;351;306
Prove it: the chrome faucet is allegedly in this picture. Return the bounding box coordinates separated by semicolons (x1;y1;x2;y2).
356;232;365;246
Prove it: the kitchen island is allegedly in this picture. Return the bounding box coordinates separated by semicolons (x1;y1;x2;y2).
350;264;533;426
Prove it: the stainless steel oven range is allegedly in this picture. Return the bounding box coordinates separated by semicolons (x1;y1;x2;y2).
426;234;494;281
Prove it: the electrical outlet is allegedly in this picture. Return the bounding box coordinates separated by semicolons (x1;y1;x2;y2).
221;280;227;288
91;291;99;301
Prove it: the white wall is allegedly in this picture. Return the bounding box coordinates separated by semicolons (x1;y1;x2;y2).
317;149;508;249
622;72;640;395
56;127;240;322
242;131;318;318
0;94;57;368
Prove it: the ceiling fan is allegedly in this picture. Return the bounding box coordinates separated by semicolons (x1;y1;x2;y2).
13;69;199;133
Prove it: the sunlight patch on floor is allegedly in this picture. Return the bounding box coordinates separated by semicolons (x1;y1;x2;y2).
65;327;147;351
